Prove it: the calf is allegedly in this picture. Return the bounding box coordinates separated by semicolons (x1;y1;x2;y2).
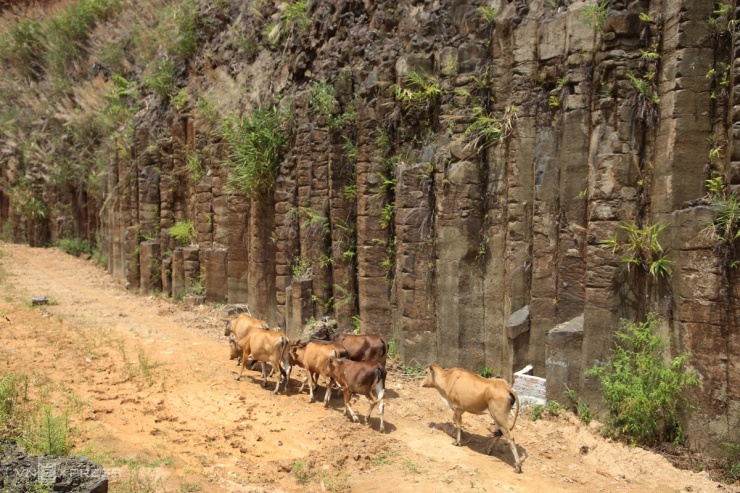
421;364;522;473
289;342;348;406
313;326;388;367
326;357;386;432
232;329;291;394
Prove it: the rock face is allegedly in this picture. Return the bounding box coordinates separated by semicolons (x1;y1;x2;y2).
0;0;738;454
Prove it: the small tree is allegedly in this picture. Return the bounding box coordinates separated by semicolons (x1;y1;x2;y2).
587;314;699;446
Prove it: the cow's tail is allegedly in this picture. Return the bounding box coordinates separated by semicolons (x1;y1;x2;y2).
278;335;290;380
375;367;387;401
509;388;520;431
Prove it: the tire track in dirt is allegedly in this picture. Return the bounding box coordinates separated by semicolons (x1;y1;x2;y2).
0;243;732;493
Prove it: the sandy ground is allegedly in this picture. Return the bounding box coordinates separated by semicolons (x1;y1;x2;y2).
0;242;735;493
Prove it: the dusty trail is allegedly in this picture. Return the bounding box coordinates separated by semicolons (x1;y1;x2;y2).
0;243;732;492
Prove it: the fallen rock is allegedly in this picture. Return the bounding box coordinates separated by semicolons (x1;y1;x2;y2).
0;442;108;492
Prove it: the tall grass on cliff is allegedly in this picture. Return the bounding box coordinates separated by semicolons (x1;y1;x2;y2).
587;315;699;446
0;0;207;246
221;106;289;198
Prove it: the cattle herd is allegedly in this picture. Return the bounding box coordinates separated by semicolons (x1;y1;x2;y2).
224;313;524;473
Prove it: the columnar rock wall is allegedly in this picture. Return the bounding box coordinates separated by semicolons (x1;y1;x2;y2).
1;0;737;454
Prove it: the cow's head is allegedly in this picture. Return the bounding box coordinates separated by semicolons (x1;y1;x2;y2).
421;364;439;388
288;344;302;364
223;319;232;337
228;335;240;360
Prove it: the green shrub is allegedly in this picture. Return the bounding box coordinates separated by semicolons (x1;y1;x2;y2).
264;1;310;46
392;70;441;111
545;400;561;417
292;459;312;484
564;387;592;424
479;366;494;378
57;238;92;257
0;373;28;437
475;7;498;26
600;221;673;278
310;81;338;121
587;315;699;446
721;441;740;483
143;58;176;98
23;405;70;456
464;104;517;153
221;106;288;197
530;404;544;421
169;220;196;246
581;0;610;32
387;341;398;359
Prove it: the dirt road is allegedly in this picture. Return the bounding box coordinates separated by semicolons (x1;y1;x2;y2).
0;243;733;492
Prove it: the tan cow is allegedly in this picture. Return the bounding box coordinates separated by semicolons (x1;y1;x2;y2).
289;341;348;405
421;364;523;473
326;357;386;433
224;314;269;367
232;329;291;394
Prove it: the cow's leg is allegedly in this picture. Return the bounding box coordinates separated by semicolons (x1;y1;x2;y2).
364;391;377;426
343;388;359;423
376;378;385;433
308;372;316;403
489;407;523;473
452;409;464;446
261;362;268;387
271;358;281;394
298;371;307;394
322;376;332;407
236;343;251;381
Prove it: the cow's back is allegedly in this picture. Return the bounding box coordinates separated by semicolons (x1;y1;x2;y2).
228;314;267;340
340;359;385;390
444;369;508;415
247;329;286;359
303;342;344;375
333;333;386;364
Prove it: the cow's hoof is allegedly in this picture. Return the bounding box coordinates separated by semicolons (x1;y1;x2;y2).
514;465;522;474
379;426;385;433
352;416;359;423
452;441;461;447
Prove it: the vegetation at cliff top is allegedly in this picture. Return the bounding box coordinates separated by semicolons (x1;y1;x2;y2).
221;106;289;198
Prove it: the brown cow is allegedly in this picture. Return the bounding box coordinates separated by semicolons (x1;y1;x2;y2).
312;326;387;367
289;341;348;405
421;364;522;473
232;329;291;394
326;357;386;433
224;314;269;367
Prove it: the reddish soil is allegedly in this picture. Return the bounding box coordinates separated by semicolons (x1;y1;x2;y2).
0;242;735;493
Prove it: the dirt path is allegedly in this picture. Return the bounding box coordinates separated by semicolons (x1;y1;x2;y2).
0;243;733;493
